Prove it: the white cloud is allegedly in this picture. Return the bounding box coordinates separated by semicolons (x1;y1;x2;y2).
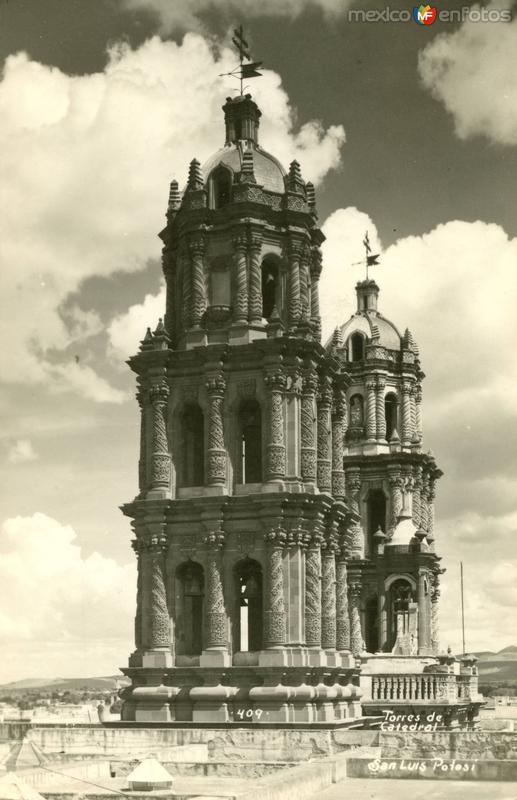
7;439;38;465
0;36;344;404
0;513;135;648
108;285;166;363
418;2;517;145
123;0;352;33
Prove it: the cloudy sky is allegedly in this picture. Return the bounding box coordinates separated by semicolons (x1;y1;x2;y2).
0;0;516;682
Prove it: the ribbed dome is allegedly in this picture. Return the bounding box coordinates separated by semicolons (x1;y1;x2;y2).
338;312;402;351
202;144;286;194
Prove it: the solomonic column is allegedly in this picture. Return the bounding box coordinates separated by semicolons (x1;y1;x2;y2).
201;527;229;666
401;381;413;447
300;370;318;484
305;533;322;649
365;379;377;442
205;373;226;487
263;528;287;650
388;470;403;533
310;246;322;340
248;234;263;325
317;378;332;493
300;245;311;323
336;550;351;653
413;466;423;530
349;580;364;656
431;575;440;653
345;468;364;558
415;383;423;444
287;240;302;330
137;389;147;495
140;531;172;666
189;236;207;327
427;478;436;546
131;538;144;652
149;382;171;499
180;245;192;331
331;389;346;500
233;232;248;325
264;370;286;482
375;377;386;441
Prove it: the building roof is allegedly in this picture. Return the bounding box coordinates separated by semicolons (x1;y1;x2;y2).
202;143;286;194
337;311;402;351
127;758;173;785
0;773;46;800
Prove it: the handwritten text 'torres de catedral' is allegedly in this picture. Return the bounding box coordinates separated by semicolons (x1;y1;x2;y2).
380;709;443;731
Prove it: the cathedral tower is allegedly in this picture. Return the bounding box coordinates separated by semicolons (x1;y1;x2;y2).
120;94;364;724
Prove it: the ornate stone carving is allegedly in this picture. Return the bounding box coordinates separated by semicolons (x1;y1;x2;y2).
401;381;413;445
375;377;387;440
305;546;321;647
413;467;423;529
365;379;377;440
331;389;346;499
336;558;350;652
149;382;171;491
431;575;440;653
415;383;423;443
236;379;256;397
388;472;404;530
204;546;227;648
317;380;332;493
233;233;248;324
321;548;337;650
248;235;263;325
349;580;364;656
264;370;286;481
264;528;287;647
141;535;170;649
131;538;143;650
300;370;317;483
137;390;147;493
180;253;192;330
300;246;311;322
287;240;302;328
205;373;226;486
189;237;207;326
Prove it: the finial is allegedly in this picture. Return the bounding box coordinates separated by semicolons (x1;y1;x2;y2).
186;159;204;191
139;327;154;352
167;180;181;212
219;26;263;95
240;149;256;182
306;181;316;213
286;159;305;193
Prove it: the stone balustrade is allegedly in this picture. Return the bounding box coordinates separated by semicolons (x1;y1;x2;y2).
371;673;473;703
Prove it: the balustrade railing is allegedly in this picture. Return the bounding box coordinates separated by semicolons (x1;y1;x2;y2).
371;673;470;703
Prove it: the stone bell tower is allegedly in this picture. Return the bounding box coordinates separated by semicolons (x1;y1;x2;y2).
119;93;364;724
327;278;443;658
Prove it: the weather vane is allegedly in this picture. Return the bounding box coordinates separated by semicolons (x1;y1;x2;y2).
352;231;381;280
219;25;263;95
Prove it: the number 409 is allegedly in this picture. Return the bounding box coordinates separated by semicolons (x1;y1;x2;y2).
235;708;263;720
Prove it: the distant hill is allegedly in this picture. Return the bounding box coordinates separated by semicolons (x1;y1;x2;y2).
0;675;129;694
469;647;517;686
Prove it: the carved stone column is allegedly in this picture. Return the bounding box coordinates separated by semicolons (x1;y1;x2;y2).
287;240;302;329
264;528;287;648
401;381;413;447
137;390;147;494
248;234;262;325
346;469;364;558
376;377;386;441
189;237;207;326
149;382;171;497
388;471;404;532
310;247;322;340
300;245;311;322
427;478;436;545
205;373;226;486
421;473;430;532
305;540;322;648
331;389;346;500
431;576;440;653
413;466;423;530
418;571;427;654
233;233;248;325
181;248;192;331
132;538;143;651
415;384;423;443
321;538;337;651
317;378;332;493
365;379;377;441
264;370;286;481
202;529;228;659
349;580;363;656
300;370;317;483
142;533;170;651
336;553;351;652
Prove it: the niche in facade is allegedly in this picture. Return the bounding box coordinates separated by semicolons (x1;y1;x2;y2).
234;558;263;652
367;489;387;552
238;399;262;483
261;257;280;320
385;392;399;440
180;403;204;486
176;561;204;656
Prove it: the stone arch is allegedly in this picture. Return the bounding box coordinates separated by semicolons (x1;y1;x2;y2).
366;487;388;552
385;391;399;441
175;560;204;656
261;254;282;320
209;165;233;209
233;557;263;652
349;331;366;361
385;576;416;650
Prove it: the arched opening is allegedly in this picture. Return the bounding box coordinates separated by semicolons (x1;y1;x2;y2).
367;489;387;552
388;578;415;650
350;332;365;361
261;257;279;320
385;392;399;441
176;561;204;656
211;166;232;209
181;403;204;487
365;594;379;653
349;394;364;427
239;399;262;483
234;558;263;652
